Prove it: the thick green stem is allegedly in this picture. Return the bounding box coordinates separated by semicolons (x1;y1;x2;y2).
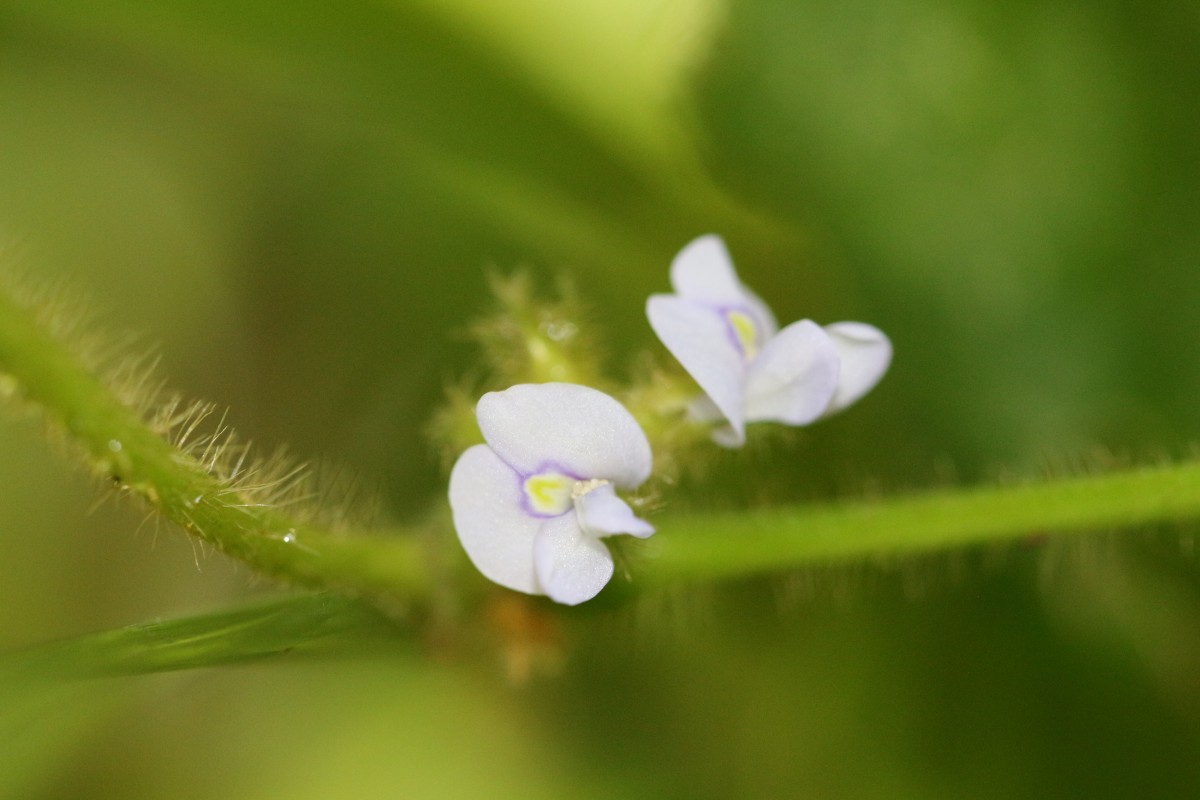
0;289;432;608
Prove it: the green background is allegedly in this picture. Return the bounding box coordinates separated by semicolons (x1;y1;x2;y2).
1;1;1199;796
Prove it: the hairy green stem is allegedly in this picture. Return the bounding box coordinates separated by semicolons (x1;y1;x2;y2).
639;461;1200;583
0;289;432;609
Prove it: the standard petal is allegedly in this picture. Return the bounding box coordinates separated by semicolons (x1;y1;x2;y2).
448;445;542;595
577;484;654;539
647;294;746;444
533;513;614;605
744;319;840;425
740;284;780;339
670;235;778;336
669;234;746;304
476;383;651;489
823;322;893;415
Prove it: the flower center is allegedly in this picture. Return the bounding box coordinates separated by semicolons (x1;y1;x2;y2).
523;472;573;516
523;472;609;517
725;309;760;360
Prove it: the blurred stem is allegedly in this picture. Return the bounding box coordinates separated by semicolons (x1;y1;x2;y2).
0;288;432;610
639;461;1200;584
0;594;397;680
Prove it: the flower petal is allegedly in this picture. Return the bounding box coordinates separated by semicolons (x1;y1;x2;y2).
670;235;778;337
577;484;654;539
448;445;541;595
823;322;892;415
533;513;614;605
669;234;745;303
476;383;651;488
647;294;746;443
744;319;840;425
740;284;779;339
709;424;745;448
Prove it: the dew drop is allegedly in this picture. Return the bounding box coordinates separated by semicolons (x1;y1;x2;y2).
282;529;297;544
107;439;123;453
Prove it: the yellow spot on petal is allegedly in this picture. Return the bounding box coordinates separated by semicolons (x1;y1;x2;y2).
726;309;760;360
523;472;574;515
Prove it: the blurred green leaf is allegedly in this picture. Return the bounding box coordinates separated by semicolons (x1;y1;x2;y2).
0;593;399;680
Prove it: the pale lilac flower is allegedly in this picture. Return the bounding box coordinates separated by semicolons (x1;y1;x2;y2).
647;235;891;446
448;382;653;605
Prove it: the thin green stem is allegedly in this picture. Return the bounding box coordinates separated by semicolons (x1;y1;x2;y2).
639;461;1200;583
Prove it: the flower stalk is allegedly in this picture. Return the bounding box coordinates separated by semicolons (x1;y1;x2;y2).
3;276;1200;613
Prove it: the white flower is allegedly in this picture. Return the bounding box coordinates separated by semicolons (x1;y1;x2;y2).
646;234;891;446
448;382;654;605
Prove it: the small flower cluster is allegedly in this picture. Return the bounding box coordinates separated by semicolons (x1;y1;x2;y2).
448;235;891;605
